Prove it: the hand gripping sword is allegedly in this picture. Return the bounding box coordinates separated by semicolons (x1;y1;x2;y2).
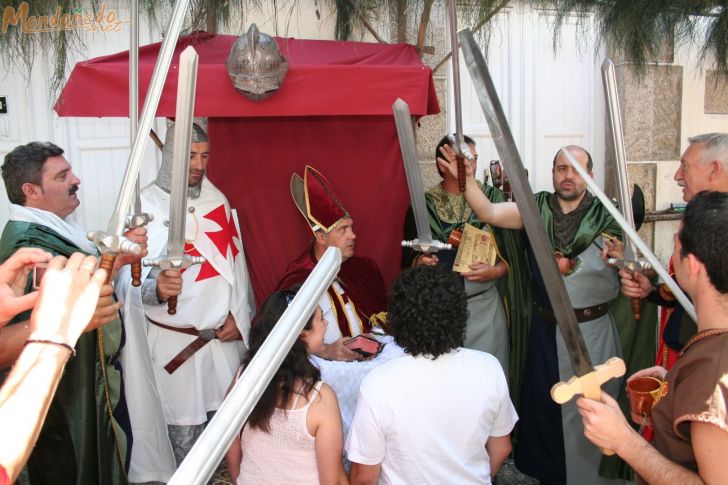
561;148;697;323
602;59;649;319
446;0;475;192
393;99;452;254
143;47;205;315
87;0;191;283
458;29;625;455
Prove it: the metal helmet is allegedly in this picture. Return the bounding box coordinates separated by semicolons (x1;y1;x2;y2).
226;24;288;102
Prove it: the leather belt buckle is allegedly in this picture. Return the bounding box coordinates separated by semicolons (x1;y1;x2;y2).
582;308;593;319
198;329;216;341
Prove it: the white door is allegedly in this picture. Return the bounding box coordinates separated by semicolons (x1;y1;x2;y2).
451;4;605;193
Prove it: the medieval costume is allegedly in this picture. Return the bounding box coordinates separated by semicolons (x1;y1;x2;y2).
0;205;128;485
514;191;655;485
136;121;252;468
402;181;529;379
276;166;387;341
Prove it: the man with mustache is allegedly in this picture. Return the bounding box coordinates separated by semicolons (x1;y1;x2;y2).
0;141;144;484
621;133;728;371
136;120;252;471
276;166;388;362
438;145;627;485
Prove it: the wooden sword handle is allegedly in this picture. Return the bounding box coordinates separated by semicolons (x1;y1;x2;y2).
456;153;466;192
167;295;178;315
99;253;116;285
631;296;641;320
131;261;142;287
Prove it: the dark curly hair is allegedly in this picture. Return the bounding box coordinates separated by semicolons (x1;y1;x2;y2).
241;286;320;432
388;265;468;358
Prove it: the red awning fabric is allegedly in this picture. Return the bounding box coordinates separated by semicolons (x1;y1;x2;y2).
54;32;439;117
55;33;440;305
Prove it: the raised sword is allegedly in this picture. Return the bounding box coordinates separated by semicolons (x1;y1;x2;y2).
393;99;451;254
143;46;205;315
458;29;625;455
561;148;697;323
602;58;647;319
446;0;474;192
87;0;191;282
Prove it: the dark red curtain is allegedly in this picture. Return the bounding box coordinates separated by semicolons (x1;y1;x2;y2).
207;115;409;305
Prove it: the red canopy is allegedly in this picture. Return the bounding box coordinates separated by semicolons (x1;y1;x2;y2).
55;33;440;305
54;32;438;117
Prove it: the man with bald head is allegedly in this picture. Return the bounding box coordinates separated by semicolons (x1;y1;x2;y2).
438;144;624;485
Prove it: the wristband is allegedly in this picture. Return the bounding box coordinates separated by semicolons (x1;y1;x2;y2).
24;339;76;357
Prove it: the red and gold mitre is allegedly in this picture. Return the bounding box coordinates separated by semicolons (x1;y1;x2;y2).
291;165;351;234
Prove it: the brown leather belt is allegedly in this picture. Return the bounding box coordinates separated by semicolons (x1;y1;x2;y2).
148;318;217;374
535;302;609;323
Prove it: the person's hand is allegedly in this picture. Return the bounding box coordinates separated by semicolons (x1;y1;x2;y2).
156;269;182;302
216;313;241;342
315;338;366;362
87;282;122;331
576;392;635;455
114;227;149;273
436;143;476;180
414;253;439;267
601;235;624;261
462;261;507;282
620;269;653;299
0;248;53;326
28;253;108;347
628;366;668;382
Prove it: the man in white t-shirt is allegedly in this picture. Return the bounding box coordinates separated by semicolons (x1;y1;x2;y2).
346;265;517;484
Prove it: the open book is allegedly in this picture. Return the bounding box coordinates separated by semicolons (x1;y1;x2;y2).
452;223;498;272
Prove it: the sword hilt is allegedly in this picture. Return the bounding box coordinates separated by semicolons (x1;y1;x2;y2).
125;213;154;287
401;239;452;254
457;154;466;192
143;254;206;315
631;297;642;321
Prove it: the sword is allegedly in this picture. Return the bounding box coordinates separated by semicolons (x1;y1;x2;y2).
446;0;474;192
393;99;452;254
561;148;697;323
87;0;191;282
459;29;624;455
143;47;205;315
169;247;342;485
126;0;154;288
602;59;645;319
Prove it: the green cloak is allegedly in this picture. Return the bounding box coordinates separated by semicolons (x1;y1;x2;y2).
0;221;128;485
532;192;657;481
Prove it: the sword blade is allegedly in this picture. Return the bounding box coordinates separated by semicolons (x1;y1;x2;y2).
167;47;199;261
106;0;191;238
392;99;434;245
602;59;638;257
170;247;342;485
561;148;697;322
447;0;465;151
459;29;593;376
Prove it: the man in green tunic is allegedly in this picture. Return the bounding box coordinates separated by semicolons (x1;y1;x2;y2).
402;135;530;381
0;142;131;484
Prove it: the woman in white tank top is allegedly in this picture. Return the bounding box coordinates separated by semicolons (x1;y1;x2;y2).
226;288;348;485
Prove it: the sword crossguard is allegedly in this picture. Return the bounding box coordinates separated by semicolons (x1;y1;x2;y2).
401;239;452;254
87;230;143;256
125;212;154;229
550;357;626;456
607;258;653;272
143;254;206;314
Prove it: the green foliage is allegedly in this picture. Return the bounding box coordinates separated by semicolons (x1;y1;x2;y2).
541;0;728;72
